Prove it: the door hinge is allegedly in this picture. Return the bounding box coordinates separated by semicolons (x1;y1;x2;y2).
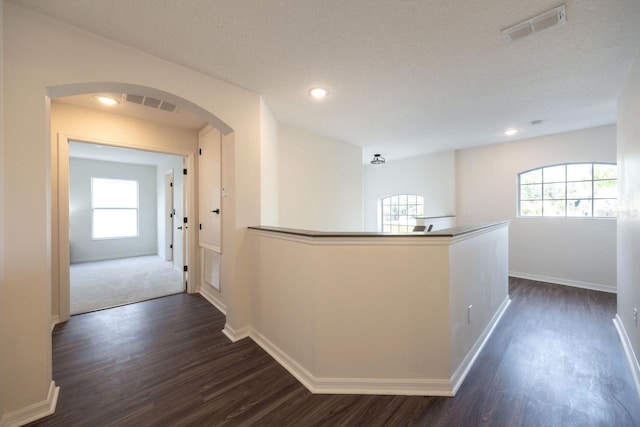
183;217;188;224
170;182;173;187
183;266;188;272
170;244;173;249
199;223;202;230
199;148;202;155
183;168;187;175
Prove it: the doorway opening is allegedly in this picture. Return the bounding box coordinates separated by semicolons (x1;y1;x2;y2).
68;141;187;314
49;83;233;323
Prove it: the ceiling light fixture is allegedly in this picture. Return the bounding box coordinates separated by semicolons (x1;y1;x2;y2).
504;128;519;136
95;95;119;105
309;87;328;99
370;154;386;165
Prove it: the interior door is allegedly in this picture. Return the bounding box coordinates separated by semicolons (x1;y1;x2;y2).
198;126;222;291
164;169;174;261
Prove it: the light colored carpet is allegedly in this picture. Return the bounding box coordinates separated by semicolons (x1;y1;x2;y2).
71;255;184;314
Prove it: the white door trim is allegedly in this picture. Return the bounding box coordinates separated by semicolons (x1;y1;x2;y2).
54;133;198;322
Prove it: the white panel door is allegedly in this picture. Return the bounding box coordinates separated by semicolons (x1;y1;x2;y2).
198;126;222;291
164;169;174;261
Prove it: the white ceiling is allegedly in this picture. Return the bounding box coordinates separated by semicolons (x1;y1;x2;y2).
12;0;640;162
58;94;208;131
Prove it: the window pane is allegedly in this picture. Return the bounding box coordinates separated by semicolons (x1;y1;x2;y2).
92;178;138;208
518;163;616;219
543;165;565;183
567;199;592;217
567;164;592;181
520;169;542;185
93;209;138;238
566;181;592;199
594;164;617;180
381;194;425;232
594;199;617;217
544;183;565;199
520;184;542;200
520;201;542;216
594;180;617;198
543;200;565;216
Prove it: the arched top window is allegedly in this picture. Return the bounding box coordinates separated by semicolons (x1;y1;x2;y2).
518;163;617;218
381;194;424;232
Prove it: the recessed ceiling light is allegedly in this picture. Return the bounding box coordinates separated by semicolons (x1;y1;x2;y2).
95;95;119;105
309;87;328;99
504;128;519;136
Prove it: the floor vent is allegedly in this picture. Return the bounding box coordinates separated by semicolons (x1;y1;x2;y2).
502;4;566;42
125;94;178;113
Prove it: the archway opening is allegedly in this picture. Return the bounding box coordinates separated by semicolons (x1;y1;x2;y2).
48;82;233;323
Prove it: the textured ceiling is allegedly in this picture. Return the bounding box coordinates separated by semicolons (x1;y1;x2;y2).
11;0;640;162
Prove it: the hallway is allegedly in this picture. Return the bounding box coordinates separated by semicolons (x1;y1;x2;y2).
30;278;640;426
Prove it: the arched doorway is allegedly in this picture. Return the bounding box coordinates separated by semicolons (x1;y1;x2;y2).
48;82;232;322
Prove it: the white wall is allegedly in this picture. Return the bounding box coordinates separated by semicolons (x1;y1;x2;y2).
69;158;157;263
2;3;264;421
250;222;509;395
260;99;278;226
0;0;5;419
363;151;456;231
617;53;640;392
456;125;617;292
277;124;363;231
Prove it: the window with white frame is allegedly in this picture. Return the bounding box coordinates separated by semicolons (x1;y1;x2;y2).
518;163;617;217
381;194;424;232
91;177;139;239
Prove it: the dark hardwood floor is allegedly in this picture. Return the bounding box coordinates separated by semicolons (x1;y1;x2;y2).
29;278;640;426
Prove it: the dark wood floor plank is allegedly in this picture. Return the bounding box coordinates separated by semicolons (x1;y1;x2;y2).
27;278;640;427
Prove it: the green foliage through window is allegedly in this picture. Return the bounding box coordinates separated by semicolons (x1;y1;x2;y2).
381;194;424;232
518;163;617;218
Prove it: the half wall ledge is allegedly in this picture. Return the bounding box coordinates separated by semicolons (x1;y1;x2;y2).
246;221;510;396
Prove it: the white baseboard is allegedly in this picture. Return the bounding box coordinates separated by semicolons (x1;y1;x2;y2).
222;323;250;342
450;296;511;395
70;251;157;264
509;271;616;294
198;284;226;315
51;316;60;331
219;297;512;397
250;298;511;396
0;381;59;427
613;314;640;399
249;329;319;393
250;328;455;396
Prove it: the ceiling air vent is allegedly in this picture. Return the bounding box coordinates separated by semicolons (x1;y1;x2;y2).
502;4;566;42
125;94;178;113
